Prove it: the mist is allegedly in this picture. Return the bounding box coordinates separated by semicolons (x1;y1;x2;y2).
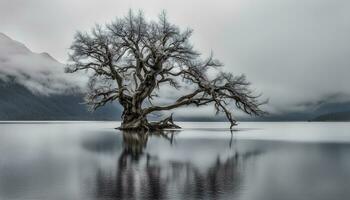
1;0;350;116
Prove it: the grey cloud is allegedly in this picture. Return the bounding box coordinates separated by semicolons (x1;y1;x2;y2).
1;0;350;116
223;0;350;114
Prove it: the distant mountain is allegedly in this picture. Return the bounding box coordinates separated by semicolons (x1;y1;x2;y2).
0;32;84;95
0;32;122;120
312;111;350;122
0;79;122;120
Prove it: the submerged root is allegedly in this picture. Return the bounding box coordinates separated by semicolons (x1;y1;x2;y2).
148;114;181;130
117;114;181;132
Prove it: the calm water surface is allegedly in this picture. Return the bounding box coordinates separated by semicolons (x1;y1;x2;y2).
0;122;350;200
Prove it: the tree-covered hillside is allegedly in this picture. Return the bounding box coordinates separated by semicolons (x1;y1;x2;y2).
0;80;121;120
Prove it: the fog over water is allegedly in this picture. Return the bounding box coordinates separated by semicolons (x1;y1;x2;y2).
1;122;350;200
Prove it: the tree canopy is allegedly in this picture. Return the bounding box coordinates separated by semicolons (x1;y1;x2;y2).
66;11;266;130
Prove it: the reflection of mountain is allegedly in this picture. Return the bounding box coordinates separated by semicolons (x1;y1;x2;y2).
94;132;262;200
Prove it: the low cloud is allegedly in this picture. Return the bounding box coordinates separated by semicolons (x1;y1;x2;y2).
0;33;87;95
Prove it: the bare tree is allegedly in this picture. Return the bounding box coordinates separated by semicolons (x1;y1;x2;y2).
66;10;266;131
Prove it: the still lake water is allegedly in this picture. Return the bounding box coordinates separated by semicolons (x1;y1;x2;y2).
1;122;350;200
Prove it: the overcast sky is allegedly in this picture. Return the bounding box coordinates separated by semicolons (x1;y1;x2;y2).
1;0;350;115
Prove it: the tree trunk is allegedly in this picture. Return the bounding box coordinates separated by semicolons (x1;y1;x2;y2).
119;72;181;131
119;106;181;131
120;106;148;130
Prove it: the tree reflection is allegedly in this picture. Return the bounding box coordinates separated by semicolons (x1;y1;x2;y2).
94;131;262;200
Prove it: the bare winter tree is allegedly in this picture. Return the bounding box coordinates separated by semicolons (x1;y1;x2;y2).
66;11;266;131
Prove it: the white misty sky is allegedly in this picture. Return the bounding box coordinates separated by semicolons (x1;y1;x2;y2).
1;0;350;114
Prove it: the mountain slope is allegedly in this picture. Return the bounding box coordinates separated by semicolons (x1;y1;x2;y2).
312;111;350;121
0;32;122;120
0;32;85;95
0;79;122;120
